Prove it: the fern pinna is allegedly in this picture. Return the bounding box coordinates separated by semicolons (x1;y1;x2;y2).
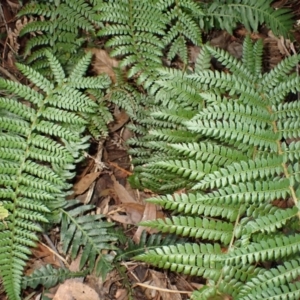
132;36;300;299
0;52;115;300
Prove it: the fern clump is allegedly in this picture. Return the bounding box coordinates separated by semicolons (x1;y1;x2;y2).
201;0;293;37
133;36;300;299
0;52;113;300
18;0;101;72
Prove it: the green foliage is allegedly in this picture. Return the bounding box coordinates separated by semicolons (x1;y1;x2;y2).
18;0;100;71
3;0;296;299
60;200;117;278
133;37;300;299
116;230;186;261
22;264;88;289
97;0;293;81
97;0;167;87
0;53;113;300
19;0;293;82
202;0;293;37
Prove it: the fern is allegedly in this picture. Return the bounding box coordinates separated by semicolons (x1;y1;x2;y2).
0;53;113;300
133;36;300;299
22;264;89;289
97;0;167;88
7;1;296;299
202;0;293;37
60;200;117;278
18;0;100;72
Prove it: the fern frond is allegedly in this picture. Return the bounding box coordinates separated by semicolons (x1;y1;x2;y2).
170;142;248;166
22;264;88;289
227;234;300;265
135;243;223;279
148;193;242;222
98;0;166;87
60;200;117;278
0;53;110;300
195;155;284;190
204;0;293;37
141;217;233;244
239;258;300;299
186;119;279;151
157;0;202;63
19;0;99;69
131;37;300;299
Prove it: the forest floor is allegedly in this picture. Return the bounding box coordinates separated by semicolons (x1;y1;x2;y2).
1;1;300;300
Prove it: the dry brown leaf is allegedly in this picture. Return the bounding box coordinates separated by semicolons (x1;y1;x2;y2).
151;270;181;300
188;45;201;64
133;202;158;243
73;171;101;195
30;243;61;268
115;289;128;300
110;214;135;225
87;48;119;82
111;174;137;203
7;0;21;10
109;110;130;132
7;17;37;53
53;280;101;300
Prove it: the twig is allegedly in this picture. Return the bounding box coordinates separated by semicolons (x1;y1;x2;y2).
0;65;18;82
134;282;193;294
42;234;68;268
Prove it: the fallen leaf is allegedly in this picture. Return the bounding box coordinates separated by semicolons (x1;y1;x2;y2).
53;280;101;300
87;48;119;82
73;171;101;195
31;243;61;268
115;289;128;300
133;203;158;243
111;174;137;203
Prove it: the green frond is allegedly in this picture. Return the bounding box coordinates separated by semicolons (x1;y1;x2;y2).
98;0;166;86
204;0;293;37
22;264;88;290
261;54;300;89
130;36;300;299
45;51;65;82
283;141;300;162
194;101;273;127
68;52;93;80
206;44;255;81
185;119;279;151
195;46;211;73
153;159;212;181
157;0;202;63
227;234;300;265
19;0;99;69
240;258;300;299
274;101;300;120
117;230;186;261
0;53;112;300
195;155;284;190
241;207;298;236
170;142;248;166
147;193;242;222
240;281;300;300
17;3;56;18
149;129;198;143
141;216;233;244
60;200;117;277
135;243;223;279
